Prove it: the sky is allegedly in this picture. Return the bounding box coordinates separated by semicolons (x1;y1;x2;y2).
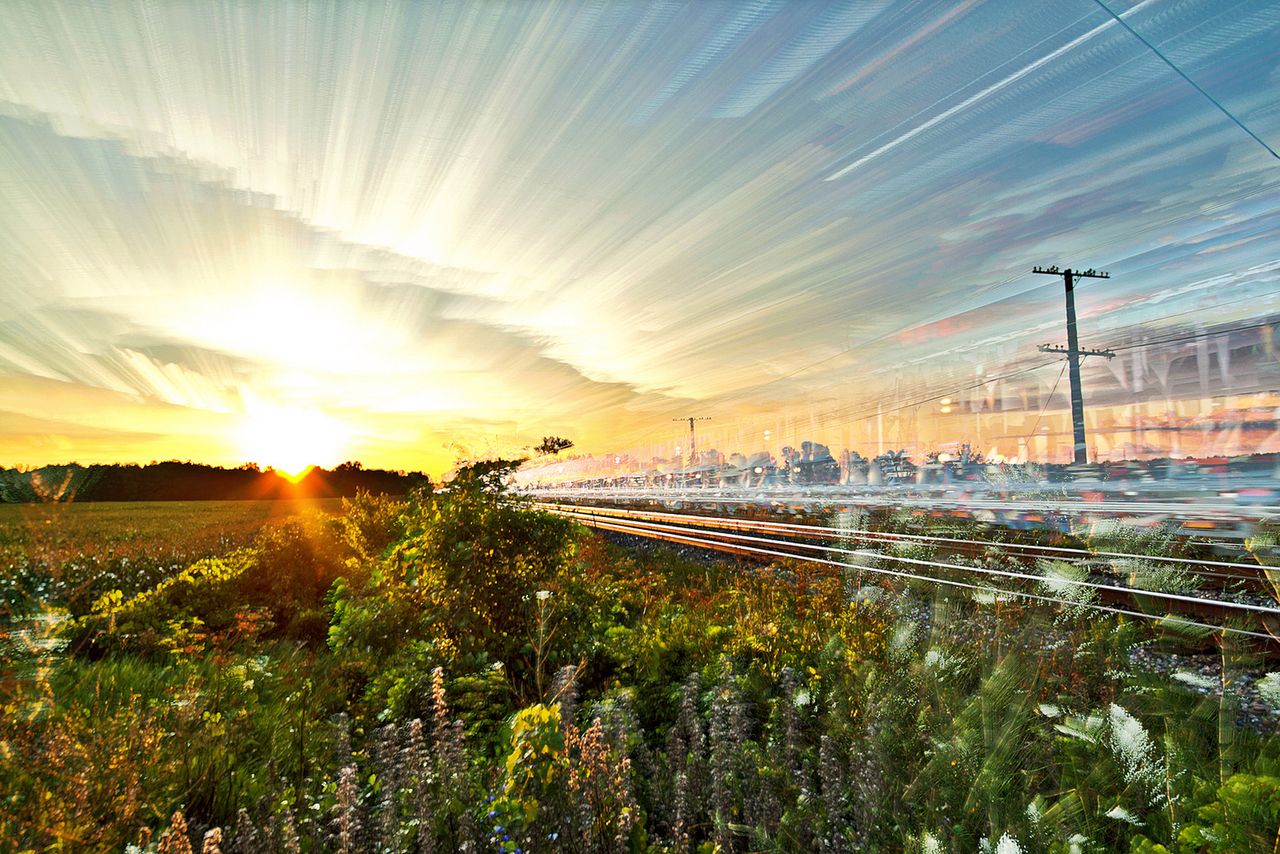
1;0;1278;475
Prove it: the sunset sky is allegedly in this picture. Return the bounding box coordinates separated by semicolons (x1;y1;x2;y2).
1;0;1278;474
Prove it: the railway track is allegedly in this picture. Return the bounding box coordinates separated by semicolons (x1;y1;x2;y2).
530;485;1280;541
539;501;1280;644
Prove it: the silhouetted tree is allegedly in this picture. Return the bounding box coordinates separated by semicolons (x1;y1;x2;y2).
535;436;574;456
0;461;430;503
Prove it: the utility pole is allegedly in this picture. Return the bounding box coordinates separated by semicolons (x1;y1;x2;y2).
673;416;710;466
1032;266;1115;465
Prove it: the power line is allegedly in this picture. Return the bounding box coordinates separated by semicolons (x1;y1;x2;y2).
1026;361;1070;443
803;314;1274;439
672;415;711;466
806;359;1063;433
601;293;1276;460
1108;318;1277;353
1090;0;1279;161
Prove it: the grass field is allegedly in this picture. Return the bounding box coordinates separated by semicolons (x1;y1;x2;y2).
0;499;341;618
0;498;342;558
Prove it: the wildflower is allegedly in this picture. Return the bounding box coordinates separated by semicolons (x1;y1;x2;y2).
1037;559;1095;619
1107;703;1167;807
921;832;943;854
1257;672;1280;708
1106;804;1142;825
157;811;193;854
335;765;361;854
1172;670;1216;691
889;620;919;659
201;828;223;854
995;833;1023;854
536;590;552;601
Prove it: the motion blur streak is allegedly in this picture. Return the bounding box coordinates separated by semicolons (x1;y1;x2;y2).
0;1;1277;473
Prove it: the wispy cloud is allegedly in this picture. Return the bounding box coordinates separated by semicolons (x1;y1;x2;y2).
0;0;1276;468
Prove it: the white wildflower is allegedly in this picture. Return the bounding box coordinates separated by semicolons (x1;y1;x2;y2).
1105;805;1142;825
921;831;943;854
995;833;1023;854
1118;558;1201;594
1067;833;1089;854
1107;704;1167;807
1171;670;1216;691
923;647;958;671
1258;672;1280;708
1025;800;1041;824
1037;559;1095;618
889;621;918;660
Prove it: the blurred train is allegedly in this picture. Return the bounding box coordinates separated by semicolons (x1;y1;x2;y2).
534;444;1279;490
522;448;1280;543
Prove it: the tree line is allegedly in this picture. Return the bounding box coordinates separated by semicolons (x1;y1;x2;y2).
0;460;430;502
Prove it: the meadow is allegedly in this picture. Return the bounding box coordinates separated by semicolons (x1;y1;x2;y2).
0;499;341;620
1;469;1278;853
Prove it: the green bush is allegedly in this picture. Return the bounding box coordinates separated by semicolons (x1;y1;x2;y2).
329;460;577;705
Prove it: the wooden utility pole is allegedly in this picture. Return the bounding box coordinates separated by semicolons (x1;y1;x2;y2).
1032;266;1115;464
673;416;710;466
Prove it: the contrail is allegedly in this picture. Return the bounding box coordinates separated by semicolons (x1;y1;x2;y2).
824;0;1162;181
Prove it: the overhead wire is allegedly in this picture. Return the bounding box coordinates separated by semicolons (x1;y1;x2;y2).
1025;361;1070;444
1090;0;1279;161
797;313;1275;440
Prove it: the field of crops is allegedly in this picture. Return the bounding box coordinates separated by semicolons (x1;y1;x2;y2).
2;468;1279;853
0;499;340;619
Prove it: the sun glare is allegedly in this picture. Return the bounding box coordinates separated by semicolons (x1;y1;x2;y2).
235;403;349;480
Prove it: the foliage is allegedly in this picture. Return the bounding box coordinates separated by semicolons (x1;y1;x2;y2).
2;486;1277;852
329;459;576;705
68;519;343;656
535;436;575;456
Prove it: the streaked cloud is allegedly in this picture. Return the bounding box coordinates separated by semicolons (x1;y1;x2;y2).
0;0;1277;471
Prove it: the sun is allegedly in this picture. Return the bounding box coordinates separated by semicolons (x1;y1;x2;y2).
235;403;349;480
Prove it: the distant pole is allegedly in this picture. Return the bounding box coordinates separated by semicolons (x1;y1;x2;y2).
1033;266;1115;464
672;416;710;466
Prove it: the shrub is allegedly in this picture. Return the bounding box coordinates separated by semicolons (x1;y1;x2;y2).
330;460;577;703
